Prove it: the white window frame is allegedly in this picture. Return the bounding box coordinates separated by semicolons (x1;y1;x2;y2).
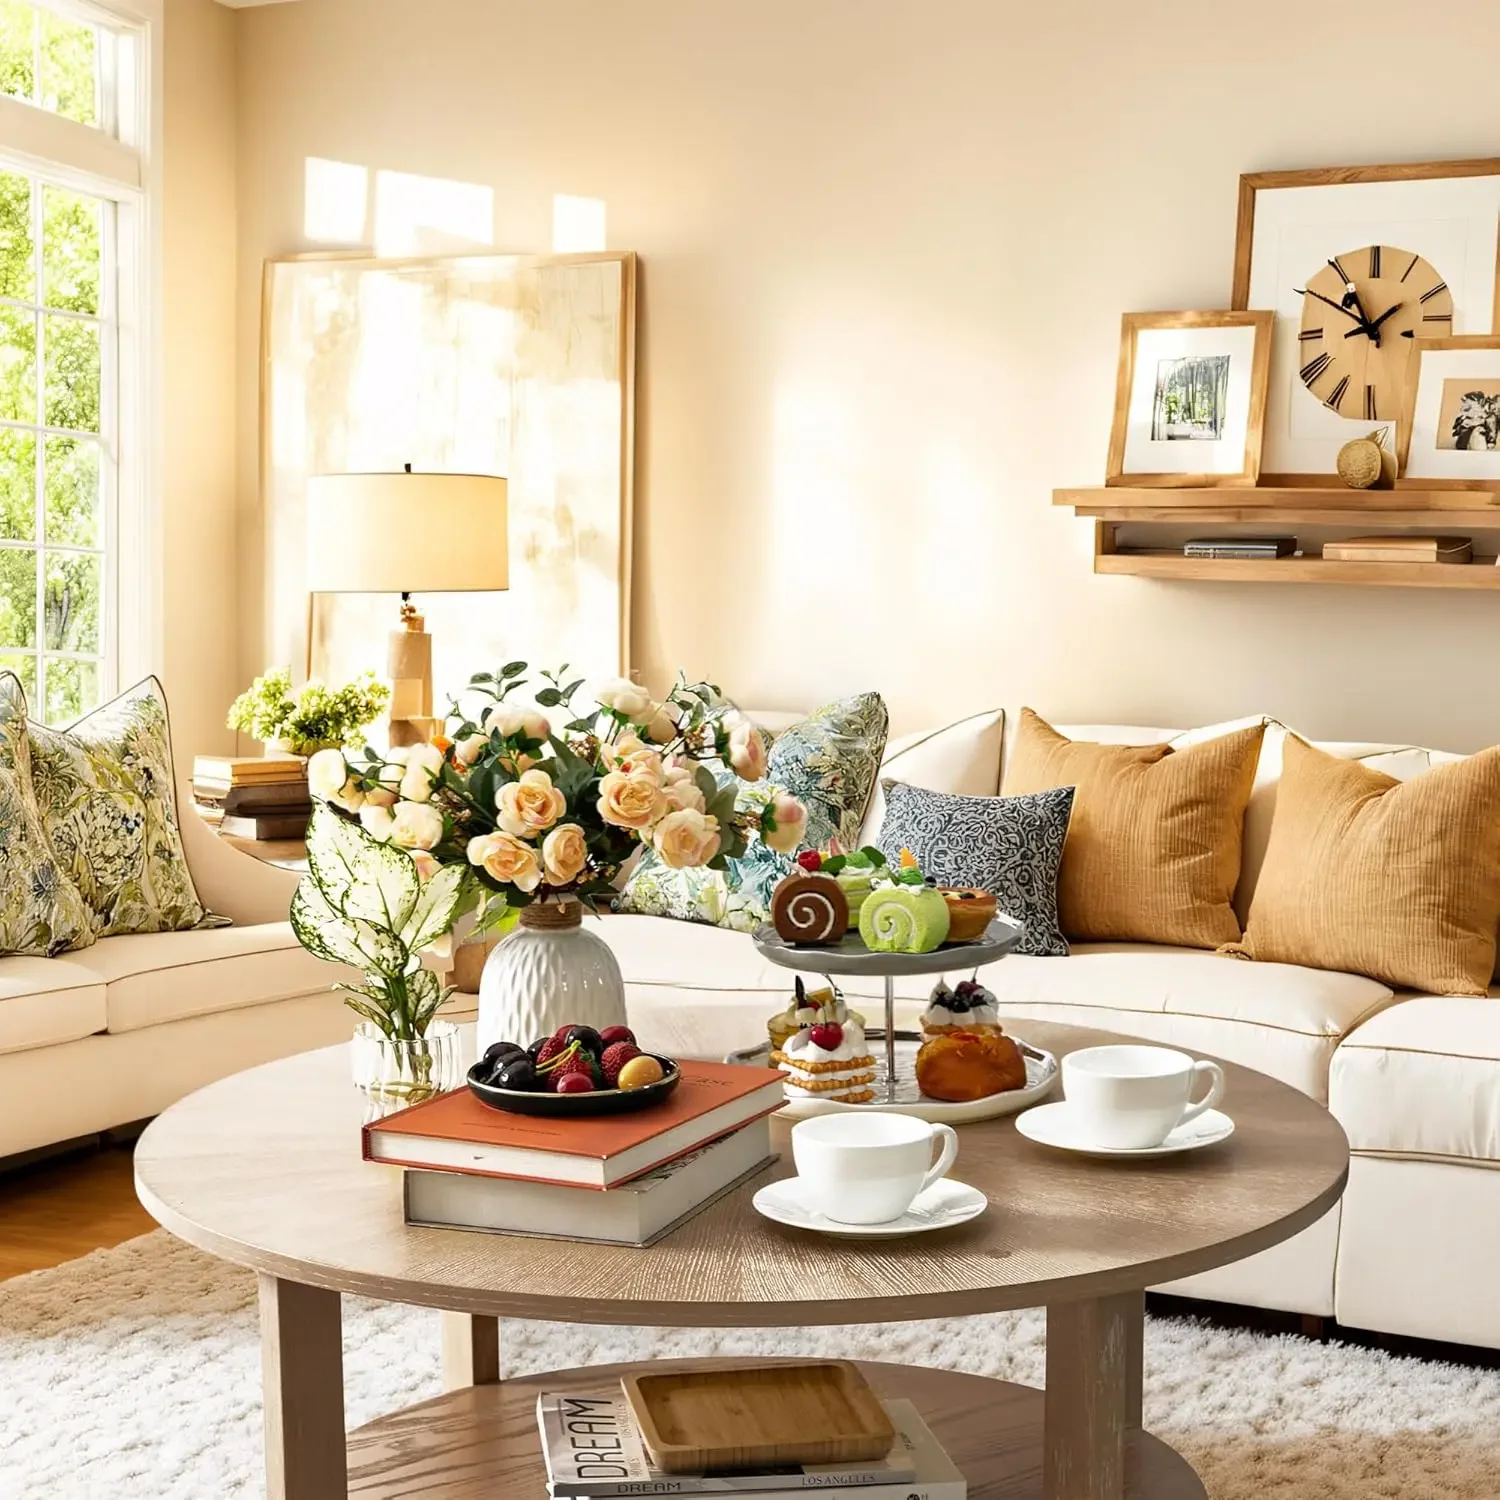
0;0;161;717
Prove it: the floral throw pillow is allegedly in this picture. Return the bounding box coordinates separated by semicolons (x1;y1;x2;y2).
25;677;223;936
0;675;95;956
767;692;890;849
877;779;1076;957
615;775;796;933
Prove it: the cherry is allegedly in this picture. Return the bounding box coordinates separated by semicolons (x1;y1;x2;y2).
808;1022;844;1051
599;1024;637;1050
556;1072;596;1094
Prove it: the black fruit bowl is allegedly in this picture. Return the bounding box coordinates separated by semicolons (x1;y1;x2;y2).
466;1055;681;1117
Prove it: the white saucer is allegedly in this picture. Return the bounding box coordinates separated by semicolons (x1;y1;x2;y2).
752;1176;988;1238
1014;1103;1236;1159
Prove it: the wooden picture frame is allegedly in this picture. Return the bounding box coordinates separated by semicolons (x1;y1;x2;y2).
1106;311;1272;488
1232;158;1500;480
1396;334;1500;489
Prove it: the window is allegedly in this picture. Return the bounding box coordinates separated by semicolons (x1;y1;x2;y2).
0;0;152;724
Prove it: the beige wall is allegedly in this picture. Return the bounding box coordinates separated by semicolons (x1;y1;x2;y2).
232;0;1500;752
162;0;238;755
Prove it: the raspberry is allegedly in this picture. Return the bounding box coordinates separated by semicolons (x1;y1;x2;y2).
796;850;822;872
601;1040;641;1087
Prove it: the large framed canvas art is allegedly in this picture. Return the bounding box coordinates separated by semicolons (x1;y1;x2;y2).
262;251;635;703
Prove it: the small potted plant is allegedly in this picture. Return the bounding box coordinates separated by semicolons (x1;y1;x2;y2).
226;667;390;757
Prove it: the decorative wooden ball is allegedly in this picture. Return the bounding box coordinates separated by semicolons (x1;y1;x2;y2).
1336;436;1397;490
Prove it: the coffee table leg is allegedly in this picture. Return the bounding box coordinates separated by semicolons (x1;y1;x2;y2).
259;1273;347;1500
1044;1290;1144;1500
441;1311;501;1390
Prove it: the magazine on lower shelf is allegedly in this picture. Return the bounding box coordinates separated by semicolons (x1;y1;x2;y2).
536;1391;963;1500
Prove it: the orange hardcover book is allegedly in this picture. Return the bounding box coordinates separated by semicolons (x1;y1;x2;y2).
362;1060;785;1189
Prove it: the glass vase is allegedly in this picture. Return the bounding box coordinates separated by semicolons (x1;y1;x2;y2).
477;900;627;1054
350;1019;463;1103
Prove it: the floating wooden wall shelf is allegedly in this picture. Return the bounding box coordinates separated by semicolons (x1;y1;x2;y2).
1054;486;1500;589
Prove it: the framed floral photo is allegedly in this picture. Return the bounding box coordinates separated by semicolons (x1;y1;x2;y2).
1106;311;1273;487
1397;335;1500;487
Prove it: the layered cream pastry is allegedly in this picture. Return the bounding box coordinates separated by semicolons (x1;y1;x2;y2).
776;1017;877;1103
922;977;1003;1038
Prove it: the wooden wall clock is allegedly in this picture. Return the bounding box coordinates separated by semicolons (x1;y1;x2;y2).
1233;159;1500;480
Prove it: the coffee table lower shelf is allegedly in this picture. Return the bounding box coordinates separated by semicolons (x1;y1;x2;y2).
343;1360;1205;1500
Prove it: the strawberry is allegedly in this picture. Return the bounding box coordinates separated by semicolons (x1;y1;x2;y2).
795;850;822;872
601;1040;641;1087
808;1022;844;1052
535;1034;572;1068
554;1051;596;1084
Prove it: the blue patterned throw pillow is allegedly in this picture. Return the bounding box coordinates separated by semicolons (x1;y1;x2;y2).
767;692;889;849
876;780;1075;957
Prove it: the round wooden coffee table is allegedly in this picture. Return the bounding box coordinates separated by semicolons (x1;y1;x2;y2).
134;1021;1347;1500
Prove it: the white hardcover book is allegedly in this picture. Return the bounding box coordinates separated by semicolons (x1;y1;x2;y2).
404;1119;774;1247
536;1393;962;1500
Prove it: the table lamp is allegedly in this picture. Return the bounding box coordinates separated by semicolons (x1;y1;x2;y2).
305;466;509;746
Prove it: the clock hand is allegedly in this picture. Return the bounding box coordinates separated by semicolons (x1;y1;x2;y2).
1345;302;1404;339
1298;286;1371;328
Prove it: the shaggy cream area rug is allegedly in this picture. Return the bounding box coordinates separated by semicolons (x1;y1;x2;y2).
0;1231;1495;1500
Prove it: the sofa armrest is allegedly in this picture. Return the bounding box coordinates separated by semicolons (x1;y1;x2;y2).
178;780;303;927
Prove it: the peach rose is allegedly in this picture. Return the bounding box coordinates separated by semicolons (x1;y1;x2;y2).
466;831;542;892
542;823;589;886
453;733;486;767
643;701;680;744
409;849;440;882
602;731;648;768
653;808;721;869
597;769;668;831
725;714;768;782
359;804;395;840
762;792;808;854
615;744;663;783
661;777;706;815
596;676;654;722
389;800;444;851
496;767;567;838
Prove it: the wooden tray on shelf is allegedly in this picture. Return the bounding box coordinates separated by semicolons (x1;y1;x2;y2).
620;1360;896;1473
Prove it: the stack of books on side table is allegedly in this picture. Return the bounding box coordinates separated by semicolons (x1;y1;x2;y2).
192;754;311;840
1322;534;1473;565
538;1389;965;1500
1182;536;1297;560
364;1061;785;1246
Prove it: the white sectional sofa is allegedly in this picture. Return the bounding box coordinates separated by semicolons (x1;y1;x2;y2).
599;707;1500;1352
0;794;355;1161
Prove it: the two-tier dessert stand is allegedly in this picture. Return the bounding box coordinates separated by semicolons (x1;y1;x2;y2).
740;916;1057;1123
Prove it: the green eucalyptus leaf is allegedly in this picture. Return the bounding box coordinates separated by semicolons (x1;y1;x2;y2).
501;661;527;678
535;687;563;707
693;765;720;804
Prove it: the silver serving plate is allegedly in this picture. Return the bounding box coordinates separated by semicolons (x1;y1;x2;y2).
728;1027;1058;1126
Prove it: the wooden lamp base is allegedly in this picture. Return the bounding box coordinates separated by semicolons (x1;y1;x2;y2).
387;609;436;748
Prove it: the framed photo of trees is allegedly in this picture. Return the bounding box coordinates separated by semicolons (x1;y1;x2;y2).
1106;311;1273;487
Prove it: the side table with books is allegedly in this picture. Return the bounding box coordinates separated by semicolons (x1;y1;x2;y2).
192;753;311;871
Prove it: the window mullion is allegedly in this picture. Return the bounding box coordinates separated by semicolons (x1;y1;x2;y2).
32;174;44;710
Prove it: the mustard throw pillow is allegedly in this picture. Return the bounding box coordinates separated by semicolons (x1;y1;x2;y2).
1003;709;1264;948
1222;735;1500;996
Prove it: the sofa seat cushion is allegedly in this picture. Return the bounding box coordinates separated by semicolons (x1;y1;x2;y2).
0;956;106;1054
1331;996;1500;1165
597;914;1394;1099
54;923;344;1034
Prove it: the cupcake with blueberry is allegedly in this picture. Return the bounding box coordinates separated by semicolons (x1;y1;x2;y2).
921;976;1003;1039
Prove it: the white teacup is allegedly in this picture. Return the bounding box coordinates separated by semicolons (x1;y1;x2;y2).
1061;1045;1226;1150
791;1113;959;1225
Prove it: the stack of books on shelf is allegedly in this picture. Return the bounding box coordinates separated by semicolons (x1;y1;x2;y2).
537;1389;965;1500
364;1061;785;1247
192;754;311;840
1182;536;1297;560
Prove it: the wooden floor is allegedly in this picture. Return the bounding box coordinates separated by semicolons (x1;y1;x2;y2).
0;1143;156;1280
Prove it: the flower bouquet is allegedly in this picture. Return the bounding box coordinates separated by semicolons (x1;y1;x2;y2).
297;665;808;1057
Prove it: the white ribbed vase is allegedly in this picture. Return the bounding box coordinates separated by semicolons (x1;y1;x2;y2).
476;901;627;1053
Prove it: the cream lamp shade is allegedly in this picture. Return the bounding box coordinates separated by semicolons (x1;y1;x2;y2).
304;469;509;594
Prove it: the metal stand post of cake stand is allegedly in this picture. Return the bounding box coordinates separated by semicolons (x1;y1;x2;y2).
745;917;1057;1124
